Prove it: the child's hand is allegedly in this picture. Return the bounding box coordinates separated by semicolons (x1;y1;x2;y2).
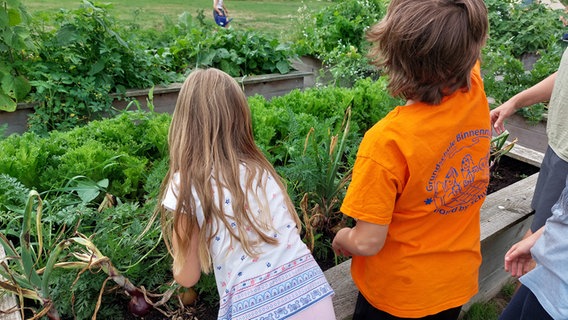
332;228;353;256
332;244;353;257
504;229;542;277
332;222;388;256
504;241;534;277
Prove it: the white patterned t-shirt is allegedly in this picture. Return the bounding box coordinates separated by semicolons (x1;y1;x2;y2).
163;166;334;319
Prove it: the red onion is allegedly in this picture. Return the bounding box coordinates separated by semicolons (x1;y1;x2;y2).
127;290;152;317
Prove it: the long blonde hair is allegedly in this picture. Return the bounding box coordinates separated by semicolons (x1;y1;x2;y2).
159;68;300;274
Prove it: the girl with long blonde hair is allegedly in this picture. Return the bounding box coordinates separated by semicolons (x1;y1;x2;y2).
158;68;335;320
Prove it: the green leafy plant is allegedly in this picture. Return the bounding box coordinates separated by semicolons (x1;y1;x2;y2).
294;106;354;256
0;110;170;200
26;0;175;133
291;0;387;84
53;233;173;318
490;130;517;168
8;2;295;133
485;0;566;58
0;174;29;230
0;0;35;111
260;98;360;269
483;0;567;123
0;180;178;319
0;190;64;320
482;42;562;123
0;71;404;315
162;15;294;77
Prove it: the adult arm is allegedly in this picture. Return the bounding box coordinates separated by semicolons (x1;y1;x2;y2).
504;226;545;277
332;220;388;256
490;72;557;134
172;214;202;287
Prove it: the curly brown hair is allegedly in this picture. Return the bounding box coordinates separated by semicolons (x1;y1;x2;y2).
367;0;488;105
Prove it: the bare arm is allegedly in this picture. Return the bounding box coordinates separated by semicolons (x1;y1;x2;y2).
332;220;388;256
213;0;225;15
172;216;201;287
490;72;556;134
504;226;545;277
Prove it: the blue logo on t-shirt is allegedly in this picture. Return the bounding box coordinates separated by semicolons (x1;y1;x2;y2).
425;129;490;214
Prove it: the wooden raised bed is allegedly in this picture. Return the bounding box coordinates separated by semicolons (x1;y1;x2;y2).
503;113;547;154
112;70;313;115
0;70;313;136
324;145;544;319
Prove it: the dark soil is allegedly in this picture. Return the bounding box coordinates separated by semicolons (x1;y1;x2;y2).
136;156;539;320
487;156;539;194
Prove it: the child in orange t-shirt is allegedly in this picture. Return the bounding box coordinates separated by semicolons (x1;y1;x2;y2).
332;1;490;319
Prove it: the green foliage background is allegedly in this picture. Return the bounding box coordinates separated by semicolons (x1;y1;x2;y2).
0;76;400;317
1;0;567;318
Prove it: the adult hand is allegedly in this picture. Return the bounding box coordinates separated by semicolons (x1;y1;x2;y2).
489;100;517;135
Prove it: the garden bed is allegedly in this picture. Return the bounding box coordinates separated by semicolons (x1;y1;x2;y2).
0;70;314;137
501;113;547;154
137;152;542;320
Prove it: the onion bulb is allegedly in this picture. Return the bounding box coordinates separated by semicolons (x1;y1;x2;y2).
178;287;198;305
127;290;152;317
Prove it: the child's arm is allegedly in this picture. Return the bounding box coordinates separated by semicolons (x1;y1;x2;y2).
172;215;202;287
504;226;545;277
332;220;388;256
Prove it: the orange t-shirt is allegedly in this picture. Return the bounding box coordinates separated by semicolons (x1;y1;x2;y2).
341;63;490;318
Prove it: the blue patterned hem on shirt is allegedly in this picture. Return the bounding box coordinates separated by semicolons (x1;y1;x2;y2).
218;253;334;320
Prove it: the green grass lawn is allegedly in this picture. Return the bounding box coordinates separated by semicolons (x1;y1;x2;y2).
23;0;331;39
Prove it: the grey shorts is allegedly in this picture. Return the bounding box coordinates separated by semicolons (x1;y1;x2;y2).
531;146;568;231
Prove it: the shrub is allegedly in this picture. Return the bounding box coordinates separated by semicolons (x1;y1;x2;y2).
26;1;176;134
0;0;34;112
160;13;294;77
482;0;567;122
0;111;170;200
291;0;388;84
